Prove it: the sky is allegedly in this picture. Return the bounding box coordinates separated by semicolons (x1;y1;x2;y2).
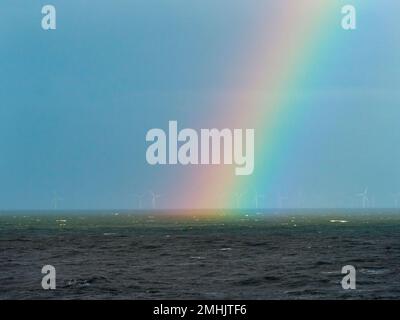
0;1;399;210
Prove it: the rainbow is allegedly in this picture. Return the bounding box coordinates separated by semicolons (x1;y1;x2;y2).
170;1;345;210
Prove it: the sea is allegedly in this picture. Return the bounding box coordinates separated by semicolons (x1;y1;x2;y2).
1;209;400;299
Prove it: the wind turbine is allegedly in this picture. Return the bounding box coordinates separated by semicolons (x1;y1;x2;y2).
254;191;265;210
234;192;246;209
133;194;144;209
356;187;369;209
370;195;376;208
392;192;400;208
277;192;288;209
149;190;161;209
52;192;62;210
297;190;305;208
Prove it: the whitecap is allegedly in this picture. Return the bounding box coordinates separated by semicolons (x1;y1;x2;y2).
321;271;338;275
360;268;389;275
329;220;348;223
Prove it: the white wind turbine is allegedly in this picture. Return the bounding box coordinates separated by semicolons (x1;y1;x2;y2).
133;194;144;209
356;187;369;209
254;191;265;210
297;190;305;208
392;192;400;208
149;190;161;209
277;192;288;209
52;192;62;210
370;195;376;208
234;192;246;209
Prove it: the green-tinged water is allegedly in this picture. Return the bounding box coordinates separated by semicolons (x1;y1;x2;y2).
1;210;400;299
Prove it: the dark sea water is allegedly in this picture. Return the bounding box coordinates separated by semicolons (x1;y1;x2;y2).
1;210;400;300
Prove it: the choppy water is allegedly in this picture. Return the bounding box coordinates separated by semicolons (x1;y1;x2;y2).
1;210;400;299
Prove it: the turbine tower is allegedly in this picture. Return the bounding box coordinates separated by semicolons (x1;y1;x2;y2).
133;194;144;209
234;192;246;209
370;195;376;208
392;192;400;208
277;192;288;209
52;192;62;210
254;191;265;210
149;190;161;209
297;190;305;208
356;187;369;209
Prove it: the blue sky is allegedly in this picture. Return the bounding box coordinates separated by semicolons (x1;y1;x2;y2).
0;1;399;210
